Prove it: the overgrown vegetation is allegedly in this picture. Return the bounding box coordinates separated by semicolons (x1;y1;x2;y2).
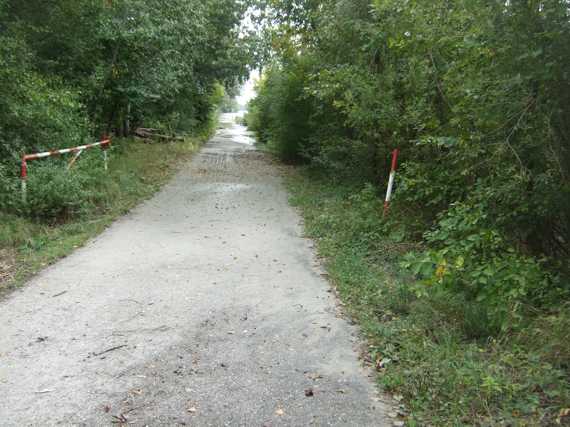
288;170;569;425
247;0;570;424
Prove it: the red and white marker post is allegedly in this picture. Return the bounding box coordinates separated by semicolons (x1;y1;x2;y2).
383;148;400;217
21;137;111;202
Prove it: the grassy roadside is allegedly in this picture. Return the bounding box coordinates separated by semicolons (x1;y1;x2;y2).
0;132;208;297
286;168;570;426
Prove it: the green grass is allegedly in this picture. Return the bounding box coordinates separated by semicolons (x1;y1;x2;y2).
286;168;570;426
0;133;206;297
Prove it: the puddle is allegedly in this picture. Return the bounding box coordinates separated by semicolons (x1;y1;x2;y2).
218;113;256;146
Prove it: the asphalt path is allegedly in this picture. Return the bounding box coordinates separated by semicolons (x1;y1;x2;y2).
0;114;390;426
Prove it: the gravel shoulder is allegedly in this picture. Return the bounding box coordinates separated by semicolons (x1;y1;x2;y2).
0;115;390;426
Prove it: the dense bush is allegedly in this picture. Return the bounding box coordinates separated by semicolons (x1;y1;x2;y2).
19;162;101;221
247;57;314;162
0;36;89;163
401;202;559;329
288;170;570;424
0;152;107;222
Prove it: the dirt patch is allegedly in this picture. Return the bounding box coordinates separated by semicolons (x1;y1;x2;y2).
0;248;17;286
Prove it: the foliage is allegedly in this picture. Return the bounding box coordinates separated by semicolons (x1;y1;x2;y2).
0;35;89;164
14;160;103;222
248;0;570;309
401;201;563;330
248;0;570;423
247;57;314;162
287;168;570;425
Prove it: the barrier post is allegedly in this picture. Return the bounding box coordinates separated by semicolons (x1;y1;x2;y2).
383;149;399;217
21;158;28;203
102;135;110;171
20;137;111;202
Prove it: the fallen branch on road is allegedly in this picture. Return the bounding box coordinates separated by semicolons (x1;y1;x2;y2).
134;128;184;143
93;345;127;357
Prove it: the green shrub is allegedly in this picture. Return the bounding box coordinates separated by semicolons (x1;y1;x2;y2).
287;170;570;425
0;36;89;163
400;202;566;333
10;156;106;222
247;59;314;163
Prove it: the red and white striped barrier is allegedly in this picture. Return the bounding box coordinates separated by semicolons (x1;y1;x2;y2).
383;149;399;217
21;138;111;202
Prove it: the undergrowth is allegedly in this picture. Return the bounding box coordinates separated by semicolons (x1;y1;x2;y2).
0;133;206;296
287;168;570;426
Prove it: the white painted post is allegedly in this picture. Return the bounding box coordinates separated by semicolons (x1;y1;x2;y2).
21;180;27;203
21;159;28;203
383;149;400;217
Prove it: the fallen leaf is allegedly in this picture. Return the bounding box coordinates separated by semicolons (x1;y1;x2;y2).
187;407;197;413
304;388;314;397
275;408;284;416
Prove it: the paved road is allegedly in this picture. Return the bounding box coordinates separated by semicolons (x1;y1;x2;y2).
0;115;389;426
